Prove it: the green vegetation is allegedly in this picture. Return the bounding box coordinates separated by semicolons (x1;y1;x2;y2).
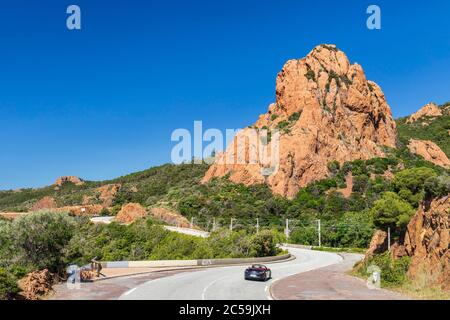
355;252;411;287
0;268;19;300
275;111;302;134
0;163;210;212
371;192;415;230
305;69;316;81
0;210;284;299
63;217;283;265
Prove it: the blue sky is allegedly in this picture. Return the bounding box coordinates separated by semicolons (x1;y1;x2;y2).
0;0;449;190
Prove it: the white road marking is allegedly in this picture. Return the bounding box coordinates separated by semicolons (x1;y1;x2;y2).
201;276;229;300
123;287;137;296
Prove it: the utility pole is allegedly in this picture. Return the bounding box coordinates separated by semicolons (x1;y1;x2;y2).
388;227;391;251
317;219;321;247
284;219;290;238
190;217;194;229
256;218;259;234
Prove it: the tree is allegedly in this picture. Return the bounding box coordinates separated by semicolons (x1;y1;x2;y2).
371;192;415;230
393;167;437;194
10;211;77;272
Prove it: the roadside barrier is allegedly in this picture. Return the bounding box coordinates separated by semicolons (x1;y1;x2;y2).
100;253;291;269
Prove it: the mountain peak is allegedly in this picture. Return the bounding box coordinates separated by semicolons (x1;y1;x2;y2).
203;45;397;198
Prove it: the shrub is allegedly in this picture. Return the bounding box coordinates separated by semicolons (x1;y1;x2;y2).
305;69;316;81
249;230;282;257
359;252;411;287
9;211;77;272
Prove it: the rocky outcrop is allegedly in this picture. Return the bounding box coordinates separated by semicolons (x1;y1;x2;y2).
406;103;442;124
408;139;450;168
54;176;84;187
116;203;147;224
366;230;388;257
18;269;55;300
31;196;57;211
203;44;397;198
82;184;121;207
150;207;192;228
96;184;121;207
404;195;449;290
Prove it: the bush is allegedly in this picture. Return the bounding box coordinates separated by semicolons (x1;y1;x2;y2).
358;252;411;287
9;211;77;272
249;230;283;257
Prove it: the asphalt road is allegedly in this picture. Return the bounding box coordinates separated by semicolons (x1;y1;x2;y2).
119;248;342;300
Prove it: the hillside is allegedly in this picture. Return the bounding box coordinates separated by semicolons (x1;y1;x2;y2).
396;102;450;157
0;163;209;213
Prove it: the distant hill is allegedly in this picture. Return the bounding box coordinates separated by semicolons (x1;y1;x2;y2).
0;163;209;213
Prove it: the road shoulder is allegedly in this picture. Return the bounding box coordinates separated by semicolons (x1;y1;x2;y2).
270;253;410;300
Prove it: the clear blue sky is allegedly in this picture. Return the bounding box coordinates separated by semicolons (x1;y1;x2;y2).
1;0;449;190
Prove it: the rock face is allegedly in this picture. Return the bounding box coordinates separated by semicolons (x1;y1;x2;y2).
203;44;397;198
150;207;192;228
366;230;388;257
54;176;84;187
404;195;449;290
116;203;147;224
31;196;57;211
408;139;450;168
82;184;121;207
406;102;442;124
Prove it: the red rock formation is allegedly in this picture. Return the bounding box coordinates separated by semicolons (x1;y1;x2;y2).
408;139;450;169
203;44;397;198
404;195;449;290
31;196;57;211
150;207;192;228
54;176;84;187
406;102;442;124
366;230;388;257
116;203;148;224
82;184;121;207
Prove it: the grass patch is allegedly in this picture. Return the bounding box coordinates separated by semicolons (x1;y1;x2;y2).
311;246;366;254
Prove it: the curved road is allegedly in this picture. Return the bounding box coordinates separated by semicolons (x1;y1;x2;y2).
119;248;342;300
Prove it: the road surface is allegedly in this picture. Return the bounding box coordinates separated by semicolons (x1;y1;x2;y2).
119;248;342;300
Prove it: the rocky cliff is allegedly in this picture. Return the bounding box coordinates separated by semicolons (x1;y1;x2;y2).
203;44;397;198
404;195;449;290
